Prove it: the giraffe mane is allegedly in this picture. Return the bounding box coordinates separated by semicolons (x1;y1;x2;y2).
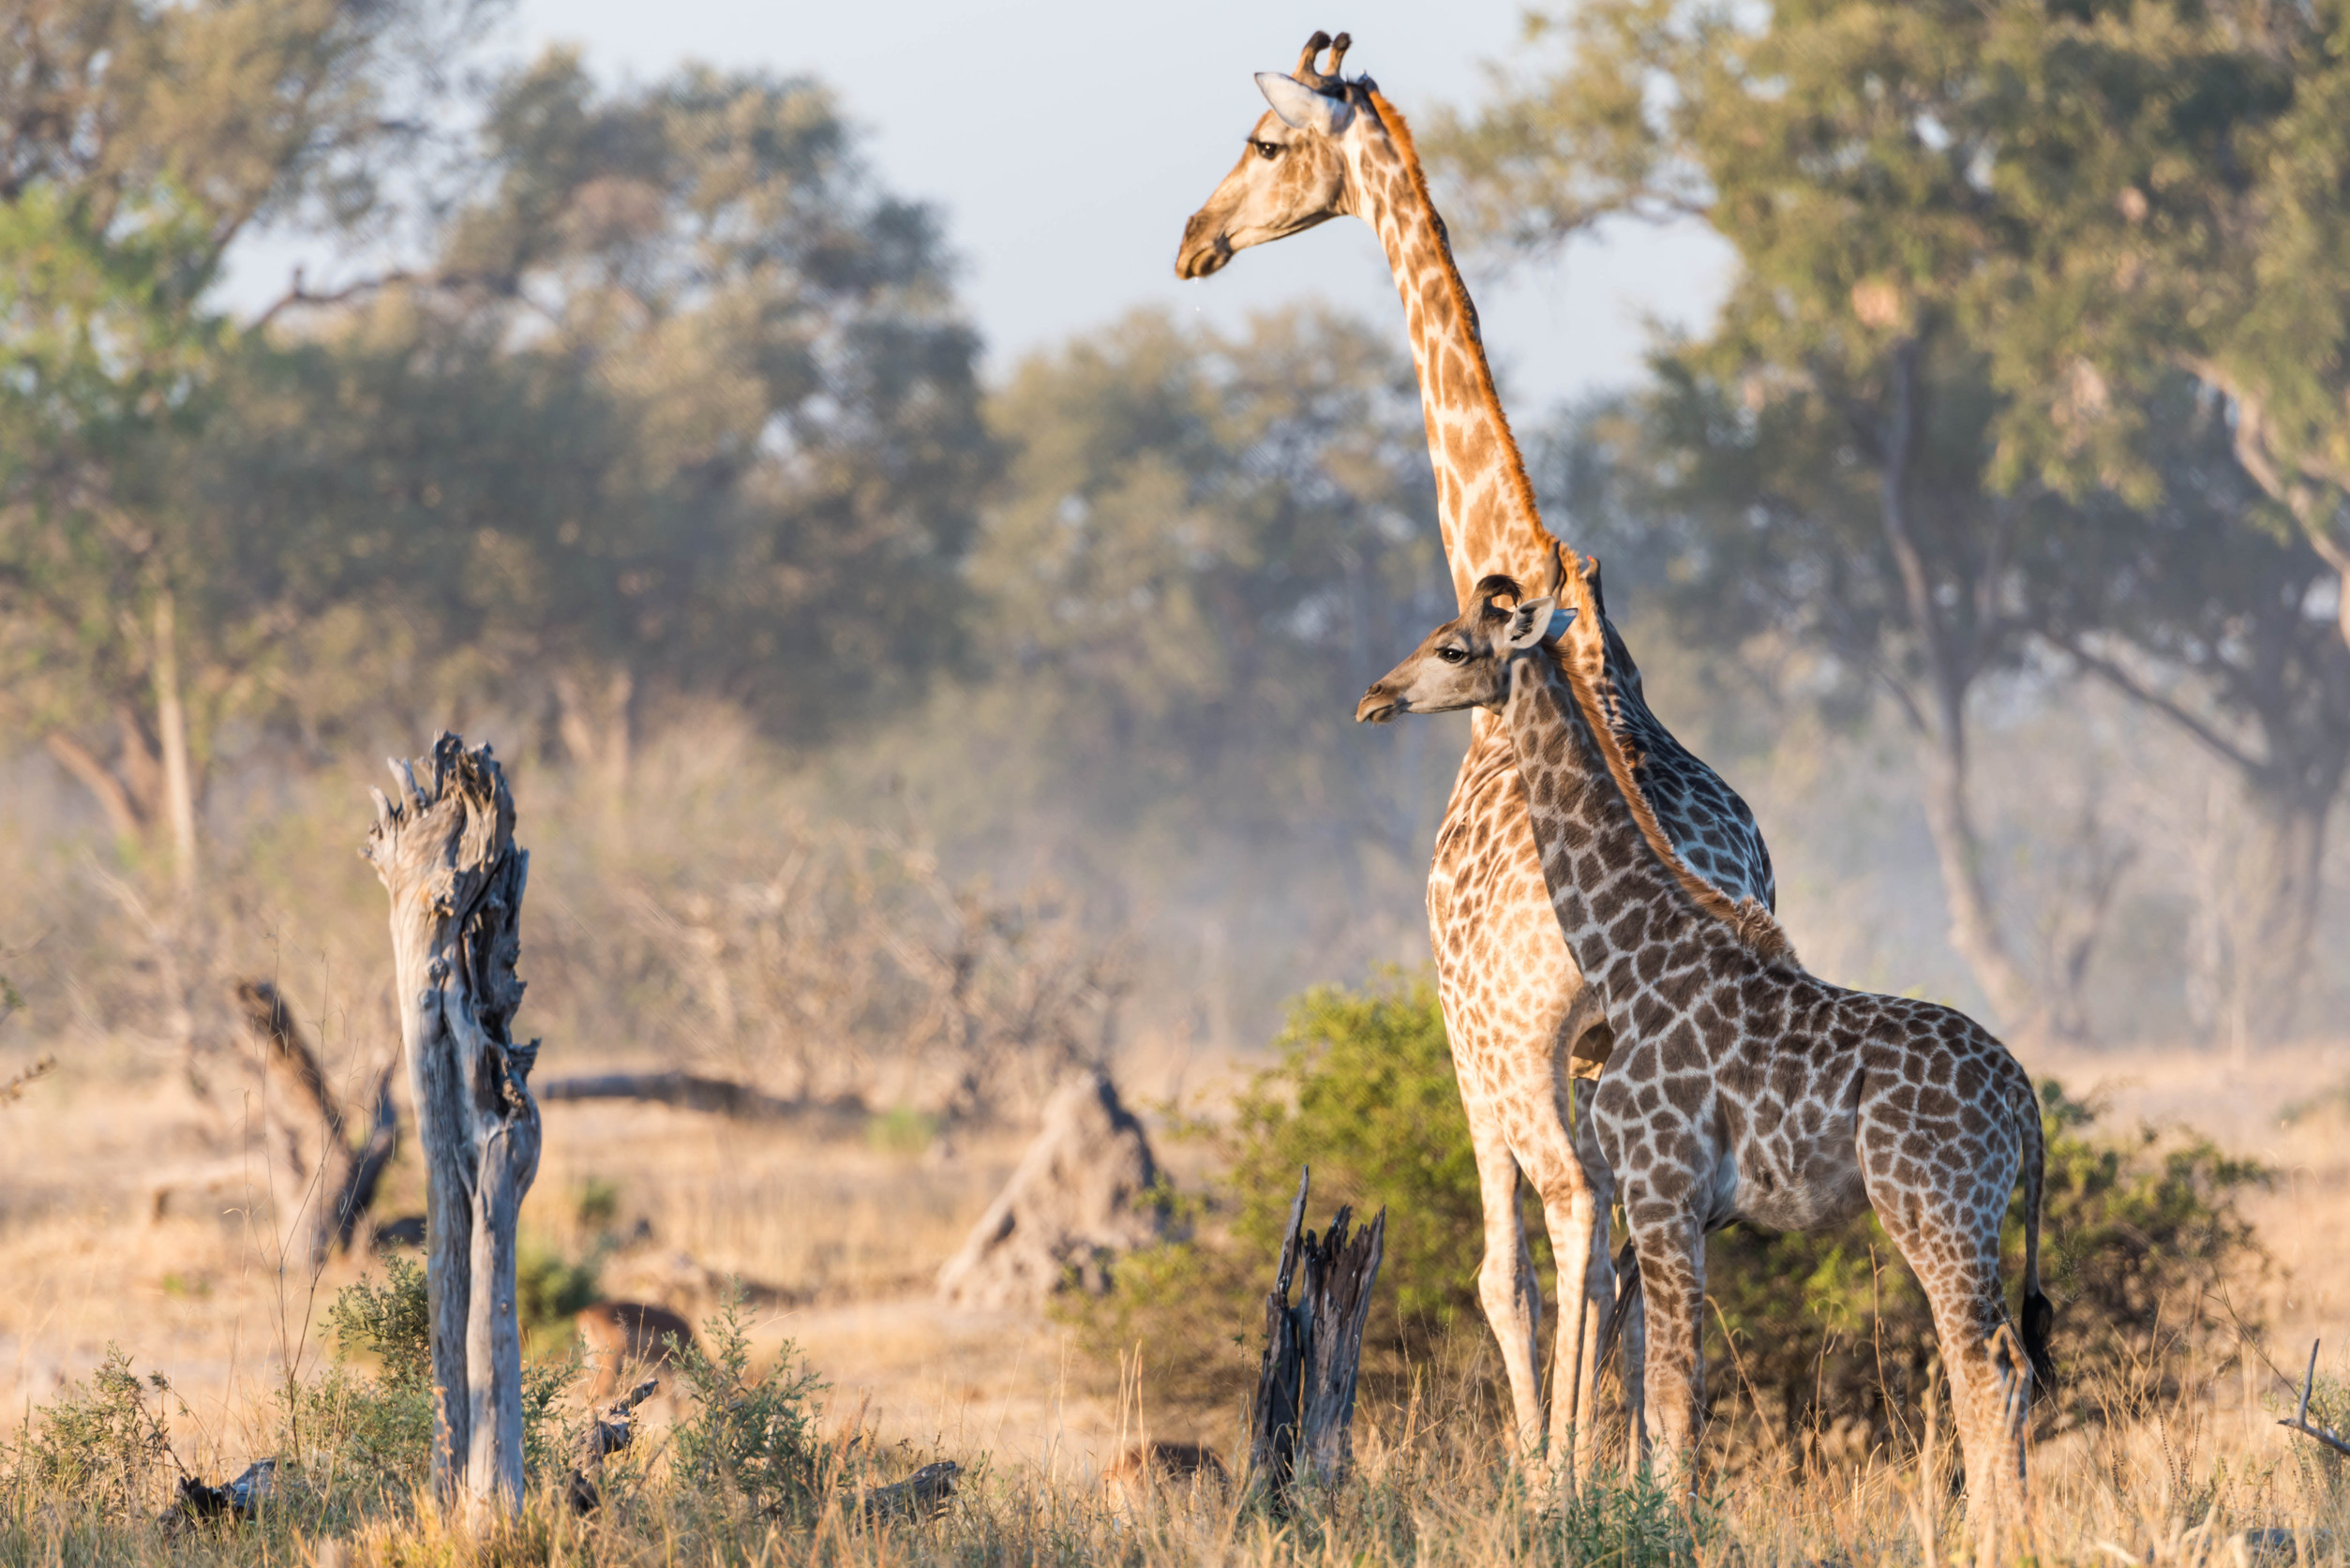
1527;556;1801;970
1363;88;1551;576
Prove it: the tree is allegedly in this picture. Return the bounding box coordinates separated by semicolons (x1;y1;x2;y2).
1958;0;2350;653
0;0;499;883
2024;381;2350;1047
254;51;994;773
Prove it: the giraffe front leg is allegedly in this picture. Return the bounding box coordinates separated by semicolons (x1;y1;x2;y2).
1625;1204;1705;1498
1472;1138;1546;1457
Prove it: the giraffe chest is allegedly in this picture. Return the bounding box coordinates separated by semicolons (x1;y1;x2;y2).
1426;722;1583;1085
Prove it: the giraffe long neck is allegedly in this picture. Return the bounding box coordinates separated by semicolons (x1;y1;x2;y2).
1499;638;1772;1001
1350;92;1559;613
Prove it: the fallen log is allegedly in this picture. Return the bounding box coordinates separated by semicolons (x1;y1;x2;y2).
536;1071;866;1124
567;1377;661;1514
861;1460;959;1524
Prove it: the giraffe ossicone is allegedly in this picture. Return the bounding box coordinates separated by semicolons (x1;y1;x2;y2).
1179;32;1780;1486
1361;559;2055;1552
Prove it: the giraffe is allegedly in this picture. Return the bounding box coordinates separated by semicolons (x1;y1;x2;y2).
1177;31;1777;1478
1355;559;2053;1551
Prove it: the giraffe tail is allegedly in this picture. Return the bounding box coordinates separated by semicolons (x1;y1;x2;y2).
2017;1080;2055;1389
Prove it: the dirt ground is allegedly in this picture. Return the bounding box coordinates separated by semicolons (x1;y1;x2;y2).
4;1038;2347;1480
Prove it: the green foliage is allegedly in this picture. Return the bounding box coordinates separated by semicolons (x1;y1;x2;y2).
1069;974;1492;1404
867;1106;940;1156
573;1178;621;1231
5;1347;179;1519
1223;975;1485;1324
310;1256;581;1493
516;1236;602;1356
672;1291;829;1521
326;1255;431;1390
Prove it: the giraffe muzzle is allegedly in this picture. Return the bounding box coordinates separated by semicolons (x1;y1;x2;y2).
1175;213;1234;278
1355;685;1401;724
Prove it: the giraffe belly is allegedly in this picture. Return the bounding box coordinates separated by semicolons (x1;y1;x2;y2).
1726;1127;1871;1233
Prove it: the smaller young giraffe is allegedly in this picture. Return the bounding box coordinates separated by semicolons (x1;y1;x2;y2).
1357;561;2053;1547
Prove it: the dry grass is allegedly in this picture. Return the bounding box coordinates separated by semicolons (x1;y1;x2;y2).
8;1038;2350;1563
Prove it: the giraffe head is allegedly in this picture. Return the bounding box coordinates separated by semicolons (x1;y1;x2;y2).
1355;572;1578;724
1175;32;1373;278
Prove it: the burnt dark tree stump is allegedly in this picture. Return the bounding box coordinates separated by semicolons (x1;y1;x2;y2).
1248;1166;1385;1505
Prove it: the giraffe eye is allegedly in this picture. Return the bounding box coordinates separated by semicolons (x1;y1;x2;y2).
1251;139;1280;160
1437;646;1467;665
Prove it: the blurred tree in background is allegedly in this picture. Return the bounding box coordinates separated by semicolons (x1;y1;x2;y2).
250;49;994;770
896;306;1454;1038
0;0;501;889
0;0;2346;1096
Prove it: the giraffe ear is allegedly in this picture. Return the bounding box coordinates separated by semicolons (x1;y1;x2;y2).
1255;72;1355;136
1504;597;1575;650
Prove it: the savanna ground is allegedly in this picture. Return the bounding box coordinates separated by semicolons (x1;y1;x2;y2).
9;1024;2350;1564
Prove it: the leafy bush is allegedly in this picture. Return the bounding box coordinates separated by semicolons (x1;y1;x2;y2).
672;1292;829;1520
326;1255;431;1390
4;1347;178;1518
1074;978;2270;1448
1068;973;1492;1403
516;1236;602;1356
307;1256;578;1493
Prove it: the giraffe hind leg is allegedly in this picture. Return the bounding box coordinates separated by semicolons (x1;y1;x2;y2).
1472;1138;1546;1455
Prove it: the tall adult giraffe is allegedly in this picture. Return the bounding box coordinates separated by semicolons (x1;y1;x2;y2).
1176;33;1776;1480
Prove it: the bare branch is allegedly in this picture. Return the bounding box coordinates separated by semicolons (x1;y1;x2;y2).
2277;1339;2350;1459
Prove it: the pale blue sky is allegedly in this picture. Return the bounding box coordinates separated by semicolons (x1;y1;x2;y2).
234;1;1733;409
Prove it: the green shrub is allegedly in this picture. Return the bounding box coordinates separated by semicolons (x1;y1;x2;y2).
672;1291;829;1520
1068;973;1496;1405
307;1256;579;1495
326;1254;431;1390
1073;977;2271;1448
516;1235;602;1356
5;1347;178;1518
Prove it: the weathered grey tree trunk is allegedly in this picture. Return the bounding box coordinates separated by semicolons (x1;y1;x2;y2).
365;734;542;1515
1247;1167;1385;1505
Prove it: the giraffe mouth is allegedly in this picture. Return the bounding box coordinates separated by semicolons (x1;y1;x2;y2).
1355;688;1400;724
1175;217;1233;279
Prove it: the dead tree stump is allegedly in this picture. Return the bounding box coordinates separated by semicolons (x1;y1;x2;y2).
364;734;542;1515
1247;1166;1385;1505
235;979;398;1268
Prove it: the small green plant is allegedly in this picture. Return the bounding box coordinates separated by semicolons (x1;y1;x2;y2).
309;1255;579;1492
574;1176;622;1231
10;1347;181;1518
517;1234;602;1355
673;1288;829;1520
327;1254;430;1389
867;1105;939;1156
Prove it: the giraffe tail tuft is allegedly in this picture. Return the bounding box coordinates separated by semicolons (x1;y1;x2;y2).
2022;1289;2055;1388
2018;1080;2055;1388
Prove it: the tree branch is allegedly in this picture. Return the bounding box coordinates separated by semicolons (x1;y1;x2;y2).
2050;637;2263;776
43;731;145;843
